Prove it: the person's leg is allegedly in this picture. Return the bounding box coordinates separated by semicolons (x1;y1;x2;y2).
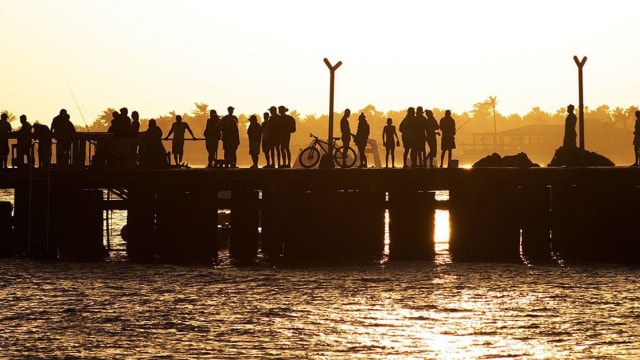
391;147;395;168
403;147;409;168
275;144;282;167
385;147;390;168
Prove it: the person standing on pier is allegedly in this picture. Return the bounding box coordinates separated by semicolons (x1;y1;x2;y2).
140;119;168;169
340;108;352;168
278;105;296;168
164;114;196;166
0;113;11;168
204;109;222;168
439;109;456;168
129;111;141;167
633;110;640;166
399;107;418;168
354;112;370;168
221;106;240;168
415;106;428;167
382;118;400;168
261;111;274;168
15;115;33;168
33;123;52;168
425;109;440;168
247;114;262;168
267;106;283;167
563;104;577;149
51;109;75;168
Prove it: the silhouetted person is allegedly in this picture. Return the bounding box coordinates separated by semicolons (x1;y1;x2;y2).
103;112;119;167
261;111;274;168
221;106;240;168
439;109;456;168
425;109;440;168
399;107;418;168
415;106;428;167
140;119;168;169
340;108;352;167
278;106;296;168
634;110;640;166
382;118;400;168
267;106;283;167
130;110;141;166
563;104;577;148
0;113;11;168
15;115;32;168
204;109;222;167
111;107;131;167
247;114;262;168
33;123;52;168
354;112;370;168
51;109;75;167
119;107;132;134
164;114;195;166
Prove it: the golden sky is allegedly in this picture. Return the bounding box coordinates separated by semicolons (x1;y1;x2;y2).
2;0;639;125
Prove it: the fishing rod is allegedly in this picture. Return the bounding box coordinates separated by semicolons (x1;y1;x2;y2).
66;80;91;132
456;117;473;133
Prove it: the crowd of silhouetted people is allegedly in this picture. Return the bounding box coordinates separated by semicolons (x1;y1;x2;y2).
0;105;467;169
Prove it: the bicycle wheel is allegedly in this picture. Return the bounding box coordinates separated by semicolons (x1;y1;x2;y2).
298;147;321;168
333;146;357;168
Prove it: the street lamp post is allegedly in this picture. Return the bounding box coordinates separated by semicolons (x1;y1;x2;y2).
573;55;587;150
324;58;342;167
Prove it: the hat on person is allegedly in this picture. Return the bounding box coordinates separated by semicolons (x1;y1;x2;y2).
228;106;235;111
268;106;277;111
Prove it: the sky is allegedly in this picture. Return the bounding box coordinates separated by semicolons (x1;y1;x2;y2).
2;0;640;126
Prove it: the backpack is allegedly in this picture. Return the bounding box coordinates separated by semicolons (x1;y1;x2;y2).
288;115;296;133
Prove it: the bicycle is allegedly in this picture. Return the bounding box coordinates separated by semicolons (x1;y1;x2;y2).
298;133;357;168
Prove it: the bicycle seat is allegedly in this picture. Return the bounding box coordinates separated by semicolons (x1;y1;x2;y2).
332;137;340;140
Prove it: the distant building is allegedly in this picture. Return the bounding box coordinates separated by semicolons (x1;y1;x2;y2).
460;124;632;166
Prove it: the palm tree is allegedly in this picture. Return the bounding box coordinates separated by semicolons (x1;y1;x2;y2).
1;110;17;124
192;102;209;118
486;96;498;150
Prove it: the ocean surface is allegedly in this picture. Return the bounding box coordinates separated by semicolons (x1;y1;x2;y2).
1;189;640;359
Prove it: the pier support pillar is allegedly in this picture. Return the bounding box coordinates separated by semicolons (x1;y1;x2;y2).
388;190;435;260
551;184;605;263
519;185;551;263
156;187;218;264
126;185;156;262
450;182;520;262
229;188;259;263
0;201;14;256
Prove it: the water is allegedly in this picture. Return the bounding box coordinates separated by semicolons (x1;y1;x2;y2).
1;189;640;359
